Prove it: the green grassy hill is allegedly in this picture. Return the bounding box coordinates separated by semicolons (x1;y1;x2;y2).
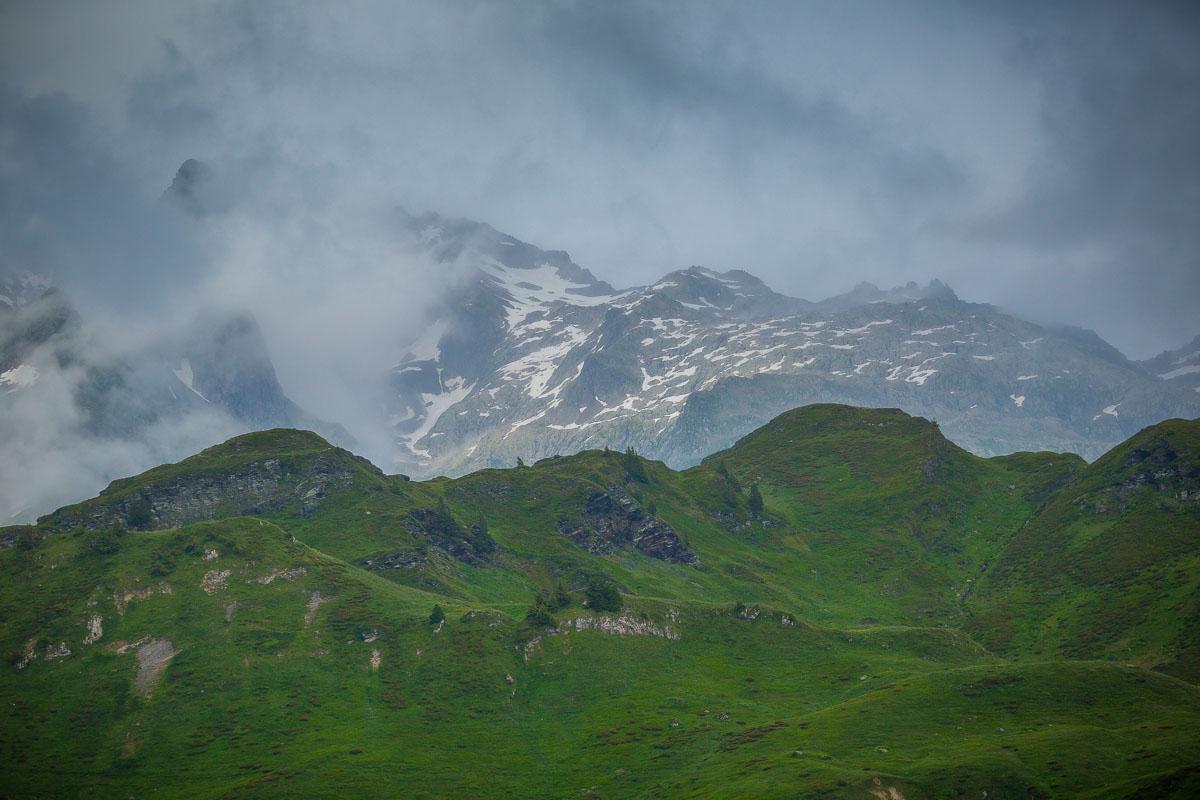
967;418;1200;682
699;404;1087;627
2;405;1198;798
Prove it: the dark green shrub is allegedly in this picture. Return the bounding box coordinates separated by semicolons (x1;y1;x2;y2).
622;447;648;483
525;594;554;627
748;484;764;517
87;525;124;555
15;527;39;551
585;577;622;613
552;581;571;610
125;494;152;530
149;546;176;576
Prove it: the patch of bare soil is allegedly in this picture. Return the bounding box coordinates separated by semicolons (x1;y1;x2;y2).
112;582;173;614
254;567;307;585
201;569;231;593
108;635;151;656
14;637;38;670
870;778;907;800
83;615;103;644
303;591;328;625
135;638;178;696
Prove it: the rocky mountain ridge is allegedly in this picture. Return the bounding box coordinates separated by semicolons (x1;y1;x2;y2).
1141;332;1200;394
6;167;1198;515
385;213;1200;476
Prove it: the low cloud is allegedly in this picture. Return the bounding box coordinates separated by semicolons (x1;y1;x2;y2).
0;335;243;522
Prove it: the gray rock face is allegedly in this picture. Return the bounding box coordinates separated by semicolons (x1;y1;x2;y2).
0;272;75;382
41;450;368;532
384;220;1200;476
1080;434;1200;515
361;550;427;571
405;506;497;565
0;275;348;443
558;486;698;565
1139;334;1200;394
159;311;352;446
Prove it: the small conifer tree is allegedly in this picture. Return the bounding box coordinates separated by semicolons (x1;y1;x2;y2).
748;484;764;517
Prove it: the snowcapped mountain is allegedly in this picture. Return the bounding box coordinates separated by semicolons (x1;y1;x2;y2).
1;272;341;437
386;216;1200;476
1140;334;1200;394
7;164;1196;518
0;271;75;395
0;270;54;311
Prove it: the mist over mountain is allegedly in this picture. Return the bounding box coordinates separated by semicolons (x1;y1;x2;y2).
1141;334;1200;394
4;183;1197;522
382;211;1200;477
0;265;351;522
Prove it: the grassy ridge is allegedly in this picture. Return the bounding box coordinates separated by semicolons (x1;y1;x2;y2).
2;404;1198;797
968;418;1200;681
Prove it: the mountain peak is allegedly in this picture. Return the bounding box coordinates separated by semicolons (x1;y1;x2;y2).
399;209;612;292
164;158;216;217
39;425;383;532
637;265;802;319
818;279;959;311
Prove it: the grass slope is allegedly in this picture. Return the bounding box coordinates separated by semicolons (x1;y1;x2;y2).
2;404;1197;798
968;418;1200;682
697;404;1086;627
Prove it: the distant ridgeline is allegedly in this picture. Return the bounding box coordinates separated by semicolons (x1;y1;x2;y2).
5;208;1199;525
383;211;1200;479
3;402;1199;797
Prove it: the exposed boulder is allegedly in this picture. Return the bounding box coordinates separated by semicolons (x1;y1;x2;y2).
406;505;497;565
558;486;698;565
557;615;680;640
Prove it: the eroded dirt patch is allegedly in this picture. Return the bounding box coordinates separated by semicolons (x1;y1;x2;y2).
135;638;178;696
870;779;907;800
304;591;328;625
83;615;103;644
558;615;680;640
112;582;173;614
254;567;307;585
201;569;231;593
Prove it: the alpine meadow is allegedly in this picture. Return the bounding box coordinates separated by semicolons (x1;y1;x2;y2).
2;2;1199;798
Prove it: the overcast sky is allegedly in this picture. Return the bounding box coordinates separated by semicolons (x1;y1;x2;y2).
1;0;1197;358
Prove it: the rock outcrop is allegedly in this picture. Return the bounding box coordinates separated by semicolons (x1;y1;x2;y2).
40;448;372;532
406;506;497;565
557;615;680;640
558;486;698;565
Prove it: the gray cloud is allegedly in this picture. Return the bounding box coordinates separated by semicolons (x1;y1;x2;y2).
950;1;1200;356
0;0;1196;365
